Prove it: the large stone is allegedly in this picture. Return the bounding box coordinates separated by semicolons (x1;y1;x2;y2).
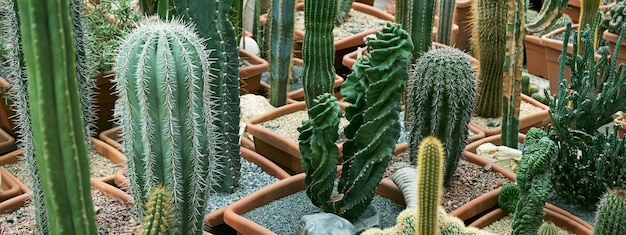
476;142;522;173
298;213;355;235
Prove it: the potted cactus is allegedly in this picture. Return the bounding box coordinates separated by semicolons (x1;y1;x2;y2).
601;0;626;65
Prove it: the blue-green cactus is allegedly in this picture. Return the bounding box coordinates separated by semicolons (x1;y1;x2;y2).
268;0;296;107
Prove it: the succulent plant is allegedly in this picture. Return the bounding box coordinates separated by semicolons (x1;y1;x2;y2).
336;0;355;25
267;0;295;107
395;0;436;61
438;0;456;45
602;0;626;34
416;137;445;235
141;185;173;235
498;183;521;213
593;189;626;235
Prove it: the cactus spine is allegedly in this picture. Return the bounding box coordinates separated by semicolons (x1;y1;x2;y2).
173;0;241;193
336;0;355;25
268;0;296;107
437;0;456;45
115;20;215;235
470;0;507;118
416;137;445;235
16;0;98;233
299;23;412;221
593;189;626;235
407;47;475;185
141;185;173;235
303;0;336;106
537;223;561;235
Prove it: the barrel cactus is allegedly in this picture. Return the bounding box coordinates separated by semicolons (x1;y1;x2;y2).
407;47;475;185
141;185;173;235
593;189;626;235
114;20;216;235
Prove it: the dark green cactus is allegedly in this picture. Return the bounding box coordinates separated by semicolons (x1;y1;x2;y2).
173;0;241;193
298;23;412;222
336;0;355;25
139;0;176;19
115;20;215;235
511;128;557;235
416;137;445;235
602;1;626;34
302;0;337;106
470;0;507;118
537;222;562;235
141;185;173;235
268;0;296;107
593;189;626;235
395;0;436;61
498;183;520;213
16;0;98;233
407;47;475;185
438;0;456;45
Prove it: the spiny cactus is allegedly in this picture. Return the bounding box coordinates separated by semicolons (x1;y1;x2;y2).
298;23;412;222
173;0;241;193
336;0;355;25
438;0;456;45
498;183;520;213
416;137;445;235
470;0;507;118
16;0;98;233
268;0;296;107
395;0;436;61
407;47;475;185
303;0;337;107
114;20;215;235
141;185;173;235
511;128;557;235
593;189;626;235
537;222;563;235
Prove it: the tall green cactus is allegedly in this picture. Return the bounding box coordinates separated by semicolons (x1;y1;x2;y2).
416;137;445;235
268;0;295;107
114;20;215;235
437;0;456;45
593;189;626;235
470;0;507;118
336;0;354;25
141;185;173;235
577;0;602;56
511;128;557;235
16;0;98;233
302;0;337;107
173;0;241;193
407;47;475;185
139;0;176;19
395;0;436;61
298;23;412;222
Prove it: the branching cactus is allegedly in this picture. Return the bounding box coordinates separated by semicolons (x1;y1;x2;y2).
416;137;445;235
114;20;215;235
298;23;412;222
268;0;295;107
141;185;173;235
593;189;626;235
407;47;475;185
16;0;98;233
511;128;557;235
336;0;355;25
303;0;337;106
173;0;241;193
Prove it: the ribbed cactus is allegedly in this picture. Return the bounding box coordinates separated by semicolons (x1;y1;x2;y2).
407;47;475;185
511;128;557;235
395;0;436;61
139;0;176;19
470;0;507;118
173;0;241;193
497;183;520;213
537;222;561;235
114;20;215;235
593;189;626;235
268;0;295;107
16;0;98;233
390;167;418;210
336;0;355;24
362;207;495;234
141;185;173;235
416;137;445;235
437;0;456;45
298;23;412;222
601;1;626;34
303;0;336;106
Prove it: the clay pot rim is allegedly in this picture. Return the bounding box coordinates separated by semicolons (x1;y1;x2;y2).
471;94;550;136
239;49;269;79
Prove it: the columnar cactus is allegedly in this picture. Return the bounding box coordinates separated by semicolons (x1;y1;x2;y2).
511;128;557;235
337;0;355;24
302;0;337;106
416;137;445;235
139;0;176;19
141;185;173;235
470;0;507;118
173;0;241;193
407;47;475;185
437;0;456;45
298;23;413;222
395;0;436;61
16;0;98;233
114;20;215;235
593;189;626;235
268;0;296;107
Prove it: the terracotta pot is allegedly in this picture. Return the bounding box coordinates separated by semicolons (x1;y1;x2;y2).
90;138;132;205
99;126;123;152
461;188;593;234
541;24;603;95
614;116;626;138
342;42;479;72
471;94;550;137
0;127;16;156
296;0;375;5
239;49;269;95
223;172;405;235
602;29;626;66
454;0;474;51
461;133;527;182
564;0;615;24
468;123;486;143
0;77;16;136
524;34;549;79
0;149;33;213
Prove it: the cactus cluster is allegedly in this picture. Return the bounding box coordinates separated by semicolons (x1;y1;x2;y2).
593;189;626;235
114;20;215;235
602;1;626;34
141;185;173;235
298;23;412;222
406;47;475;185
267;0;296;107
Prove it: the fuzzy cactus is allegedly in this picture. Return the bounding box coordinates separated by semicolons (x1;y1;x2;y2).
114;20;215;235
593;189;626;235
407;47;475;185
267;0;296;107
141;185;173;235
416;137;445;235
298;23;412;222
511;128;557;235
173;0;242;193
302;0;337;106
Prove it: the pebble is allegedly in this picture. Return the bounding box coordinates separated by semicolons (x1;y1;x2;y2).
483;164;492;171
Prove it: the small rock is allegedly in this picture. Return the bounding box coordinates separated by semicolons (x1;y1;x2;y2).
350;29;360;34
483;164;492;171
298;213;355;235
